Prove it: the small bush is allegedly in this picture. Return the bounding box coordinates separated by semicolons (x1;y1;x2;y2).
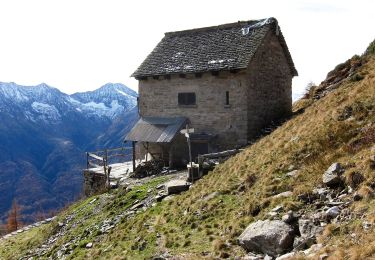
350;73;365;82
365;39;375;56
345;171;365;188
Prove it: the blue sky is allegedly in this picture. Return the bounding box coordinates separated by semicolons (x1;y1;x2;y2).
0;0;374;100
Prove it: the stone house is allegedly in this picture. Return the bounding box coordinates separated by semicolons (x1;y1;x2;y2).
126;17;297;167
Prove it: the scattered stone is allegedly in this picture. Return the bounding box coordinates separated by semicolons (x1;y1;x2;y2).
273;191;293;199
275;252;297;260
163;195;175;201
110;182;118;189
156;184;164;190
363;221;372;230
86;242;93;248
296;219;323;249
164;179;190;195
147;188;153;193
322;163;343;187
286;170;299;178
303;243;323;256
268;212;278;217
238;220;295;257
325;206;340;219
154;195;165;202
130;202;144;211
282;211;295;224
271;205;284;212
202;191;220;201
243;252;266;260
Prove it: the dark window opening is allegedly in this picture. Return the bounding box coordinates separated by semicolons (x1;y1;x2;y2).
178;92;196;105
225;91;230;105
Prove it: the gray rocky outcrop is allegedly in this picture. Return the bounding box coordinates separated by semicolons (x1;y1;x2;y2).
238;220;295;257
322;163;343;187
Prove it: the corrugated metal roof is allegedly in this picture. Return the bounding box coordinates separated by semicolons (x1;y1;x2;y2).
125;116;187;143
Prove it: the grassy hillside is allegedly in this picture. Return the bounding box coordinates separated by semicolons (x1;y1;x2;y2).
1;42;374;259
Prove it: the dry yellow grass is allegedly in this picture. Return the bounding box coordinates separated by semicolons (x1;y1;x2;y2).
0;50;374;259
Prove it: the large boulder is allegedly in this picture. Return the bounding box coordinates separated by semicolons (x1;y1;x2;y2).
238;220;295;257
322;163;343;187
164;179;190;195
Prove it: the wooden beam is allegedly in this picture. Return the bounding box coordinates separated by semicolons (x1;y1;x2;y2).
132;141;136;172
88;161;101;168
87;153;104;161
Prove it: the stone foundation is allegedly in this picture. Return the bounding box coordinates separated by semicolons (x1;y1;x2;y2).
83;170;107;197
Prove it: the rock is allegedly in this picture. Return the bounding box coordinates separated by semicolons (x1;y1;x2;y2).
86;242;93;248
163;195;175;201
110;182;118;189
303;243;323;256
154;195;165;202
202;191;220;201
164;179;190;195
273;191;293;199
286;170;299;178
156;184;164;189
238;220;295;257
243;252;266;260
325;206;340;219
296;219;323;249
282;211;295;224
275;252;297;260
130;202;144;211
322;163;343;187
271;205;284;212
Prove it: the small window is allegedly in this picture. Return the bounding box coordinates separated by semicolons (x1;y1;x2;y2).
178;92;196;105
225;91;230;105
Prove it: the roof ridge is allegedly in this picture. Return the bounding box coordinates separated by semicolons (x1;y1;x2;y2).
165;17;276;37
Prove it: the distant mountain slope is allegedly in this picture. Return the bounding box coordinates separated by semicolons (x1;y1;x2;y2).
0;82;138;224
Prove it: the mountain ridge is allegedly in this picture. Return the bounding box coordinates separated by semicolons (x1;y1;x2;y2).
0;82;138;224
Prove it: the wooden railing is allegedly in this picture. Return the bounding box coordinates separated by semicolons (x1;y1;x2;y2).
86;146;134;188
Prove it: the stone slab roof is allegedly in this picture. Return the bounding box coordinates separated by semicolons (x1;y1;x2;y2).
132;17;297;78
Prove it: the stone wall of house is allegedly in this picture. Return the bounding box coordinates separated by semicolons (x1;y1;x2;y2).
137;29;293;149
245;30;293;139
138;71;249;150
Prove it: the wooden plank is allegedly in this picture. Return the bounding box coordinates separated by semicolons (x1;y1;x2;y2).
88;161;101;168
88;153;104;161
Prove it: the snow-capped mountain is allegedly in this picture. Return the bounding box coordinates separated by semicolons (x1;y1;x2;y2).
0;82;137;123
0;82;138;223
71;83;138;119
